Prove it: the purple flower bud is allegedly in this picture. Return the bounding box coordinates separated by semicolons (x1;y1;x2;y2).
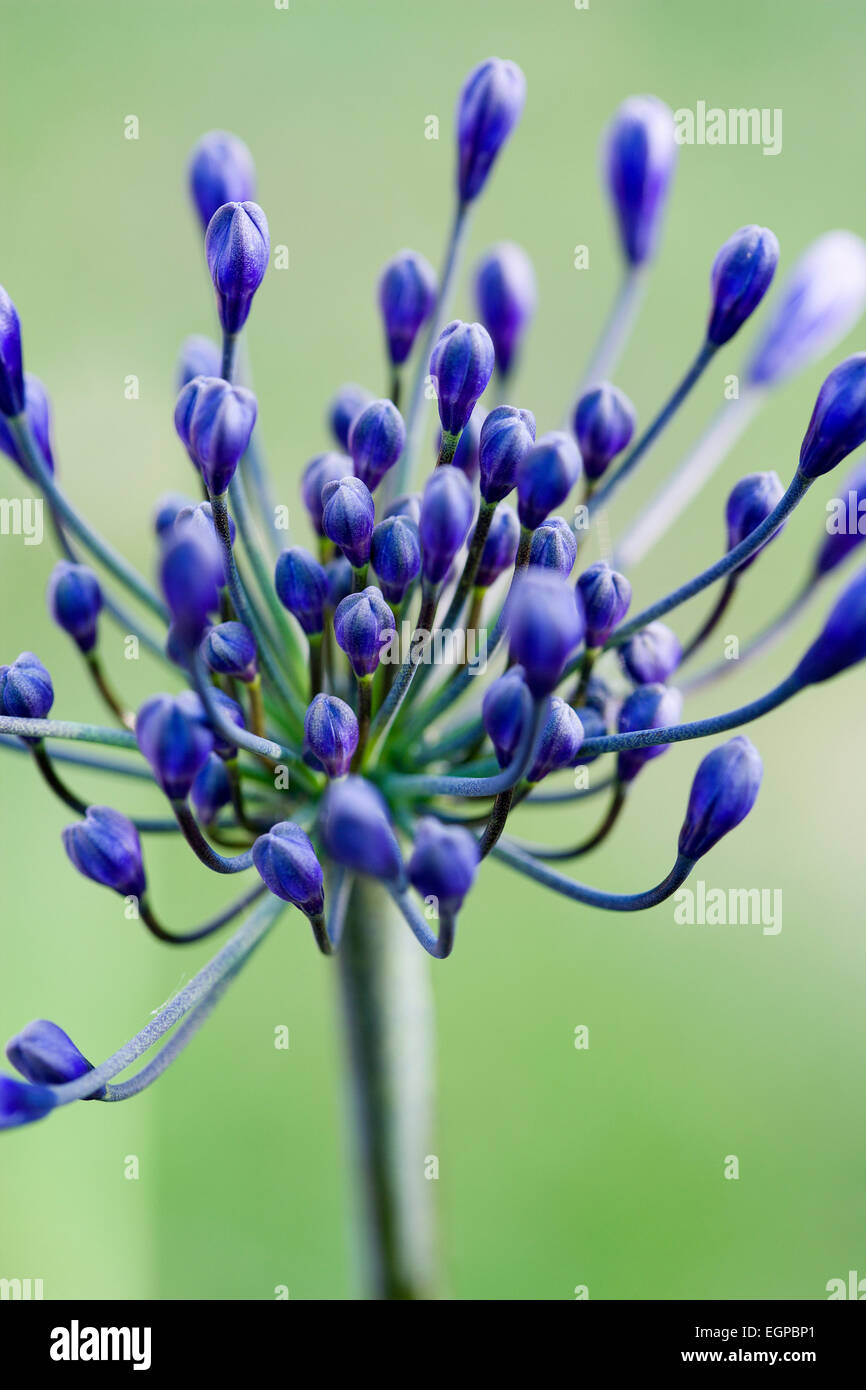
47;562;103;654
6;1020;100;1094
188;130;256;232
328;383;374;450
136;692;215;800
62;805;146;897
725;471;785;571
383;492;422;526
678;736;763;860
300;451;353;536
456;57;526;204
794;562;866;685
429;320;495;437
707;225;779;347
201;620;258;682
527;698;585;783
0;374;54;476
573;383;636;481
620;621;681;684
176;334;221;390
325;555;354;608
746;232;866;388
474;242;537;376
478;404;536;503
303;694;359;778
333;585;395;677
516;430;582;530
159;528;221;643
577;562;632;647
529;516;577;578
190;753;232;825
0;285;25;418
813;456;866;577
370;515;421;604
205;200;269;335
476;503;520;588
318;776;405;884
175;499;235;549
0;651;53;722
447;408;481;480
508;567;584;696
207;688;245;760
604;96;676;266
174;376;257;495
482;665;533;768
274;546;329;635
378;250;437;366
573;703;607;763
617;682;683;783
252;822;325;917
419;467;475;584
153;492;195;541
349;398;406;491
0;1076;55;1129
408;819;480;914
322;477;376;570
798;354;866;479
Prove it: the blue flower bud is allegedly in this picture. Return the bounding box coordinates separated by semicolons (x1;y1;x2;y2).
159;528;221;643
0;284;25;417
176;334;221;390
274;546;329;635
333;586;395;677
408;819;479;914
318;776;405;884
707;225;779;347
678;736;763;860
300;451;353;536
207;687;246;760
47;562;103;654
175;499;236;549
190;753;232;825
429;320;495;436
153;492;195;541
62;805;146;897
794;562;866;685
322;476;375;568
516;430;582;530
620;621;681;685
325;555;354;608
798;354;866;479
813;456;866;577
0;374;54;476
136;692;215;799
725;471;785;570
201;620;258;682
205;200;269;335
474;242;537;376
370;514;421;603
526;697;585;783
0;1076;55;1129
573;703;607;764
617;683;683;783
456;57;526;204
6;1020;100;1094
419;467;475;584
747;231;866;388
188;130;256;232
604;96;677;266
573;383;636;481
529;516;577;578
252;822;325;917
378;250;437;366
349;398;406;491
476;503;520;588
482;665;533;768
508;568;584;696
328;383;374;450
0;651;53;722
174;376;257;495
303;694;359;778
478;404;536;503
577;562;632;647
383;492;422;526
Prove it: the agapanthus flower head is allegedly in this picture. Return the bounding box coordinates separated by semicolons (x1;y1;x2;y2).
577;562;632;648
794;562;866;685
573;382;636;481
153;492;196;541
0;373;54;476
528;516;577;578
474;241;537;377
482;665;533;768
188;130;256;232
408;820;480;915
318;776;405;884
516;430;581;530
798;354;866;479
475;503;520;588
174;375;257;495
328;383;373;451
6;1020;99;1093
301;451;353;536
201;620;258;682
62;805;146;898
617;683;683;783
478;404;536;503
252;822;325;918
205;199;270;334
725;471;785;570
274;546;329;635
190;752;232;825
456;57;527;204
707;225;780;347
303;694;359;778
370;514;421;604
0;651;53;721
349;398;406;491
419;466;475;584
527;698;585;783
136;692;215;800
378;250;437;367
678;736;763;861
0;284;25;418
429;320;495;437
333;585;395;677
176;333;221;389
47;561;103;654
603;95;676;266
813;455;866;577
620;621;681;685
159;527;221;643
746;231;866;387
507;567;584;696
322;476;375;569
0;1077;55;1130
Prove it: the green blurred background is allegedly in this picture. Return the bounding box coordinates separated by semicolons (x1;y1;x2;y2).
1;0;864;1300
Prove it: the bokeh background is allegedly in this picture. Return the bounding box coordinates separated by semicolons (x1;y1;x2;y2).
1;0;864;1300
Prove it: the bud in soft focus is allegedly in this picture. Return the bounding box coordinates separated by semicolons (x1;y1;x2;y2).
160;528;222;643
482;666;533;768
153;493;196;541
474;242;537;377
798;354;866;479
813;456;866;577
378;250;437;366
456;57;526;204
252;822;325;918
678;736;762;860
620;621;681;684
201;620;258;682
6;1020;100;1095
205;200;270;335
62;805;146;897
176;334;221;389
419;467;475;584
0;651;53;722
529;517;577;578
573;383;636;481
190;753;232;825
322;477;376;569
508;567;584;696
174;376;257;495
0;374;54;476
328;383;374;450
303;694;359;778
188;130;256;232
136;692;215;800
300;452;353;536
577;562;632;648
447;409;481;480
516;431;582;530
603;96;676;266
706;225;779;347
527;698;585;783
476;503;520;588
318;776;405;884
349;398;406;491
429;320;495;437
794;562;866;685
0;1077;56;1130
370;515;421;604
274;547;329;635
479;405;536;503
617;683;683;783
408;819;480;915
725;471;785;571
333;586;396;678
47;562;103;654
0;285;25;418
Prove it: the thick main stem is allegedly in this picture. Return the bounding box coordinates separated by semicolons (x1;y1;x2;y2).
336;877;439;1300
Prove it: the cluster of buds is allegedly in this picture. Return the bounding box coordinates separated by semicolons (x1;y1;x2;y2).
3;58;866;1133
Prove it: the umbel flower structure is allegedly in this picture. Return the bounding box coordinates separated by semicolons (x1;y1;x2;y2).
3;58;866;1297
